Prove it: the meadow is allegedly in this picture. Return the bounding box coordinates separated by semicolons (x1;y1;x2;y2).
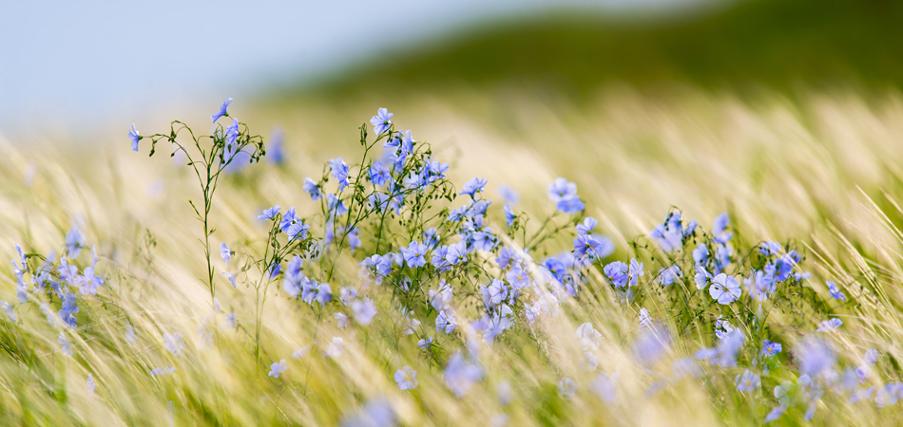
0;89;901;426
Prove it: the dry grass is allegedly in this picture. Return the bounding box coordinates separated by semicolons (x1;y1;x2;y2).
0;88;900;425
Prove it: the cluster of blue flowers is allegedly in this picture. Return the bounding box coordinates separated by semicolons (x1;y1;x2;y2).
4;227;107;358
7;100;899;424
202;105;898;423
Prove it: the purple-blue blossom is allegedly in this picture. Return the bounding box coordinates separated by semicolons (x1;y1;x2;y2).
394;366;417;390
444;352;483;397
129;124;141;152
460;177;487;199
826;281;846;301
257;205;280;221
268;359;287;378
709;273;741;304
401;241;428;268
329;158;350;191
370;107;394;135
211;97;232;122
548;178;584;214
351;298;377;325
303;178;322;200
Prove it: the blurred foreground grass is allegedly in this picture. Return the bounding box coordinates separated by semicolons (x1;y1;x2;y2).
0;88;901;425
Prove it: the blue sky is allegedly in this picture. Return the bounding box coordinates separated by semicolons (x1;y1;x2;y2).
0;0;697;132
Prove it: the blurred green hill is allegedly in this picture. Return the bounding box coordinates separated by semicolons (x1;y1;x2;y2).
275;0;903;102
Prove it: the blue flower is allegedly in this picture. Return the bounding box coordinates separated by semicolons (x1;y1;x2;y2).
257;205;280;221
481;279;509;308
817;317;842;332
632;323;671;366
762;340;782;356
163;332;183;355
496;247;515;270
556;197;584;214
220;243;232;262
212;98;233;122
460;178;487;199
436;309;456;334
651;214;684;252
268;129;285;165
712;212;732;243
694;265;712;289
444;352;483;397
268;359;287;378
628;259;644;286
709;273;741;304
58;332;73;356
713;243;731;273
715;328;745;367
576;217;597;235
604;261;628;288
772;253;797;282
65;227;84;258
351;298;377;325
76;266;104;295
469;228;496;252
285;255;304;277
1;301;15;322
499;186;518;204
548;178;584;214
225;118;240;147
558;377;576;399
745;269;776;301
329;158;350;191
795;336;836;377
341;397;396;427
128;124;141;152
424;159;448;183
714;318;734;340
736;369;760;392
370;108;394;135
549;178;577;201
401;241;428;268
316;283;332;305
502;205;516;227
759;241;782;256
765;404;787;423
368;161;391;186
303;178;321;201
429;283;453;311
826;281;846;301
403;170;425;191
590;374;617;404
658;265;682;286
362;254;394;282
283;275;302;298
58;291;78;328
692;244;709;265
278;208;309;241
268;261;281;279
603;259;642;288
394;366;418;390
574;233;614;261
422;228;440;248
149;366;176;377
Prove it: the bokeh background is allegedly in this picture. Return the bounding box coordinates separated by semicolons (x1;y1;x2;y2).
3;0;901;254
3;0;903;133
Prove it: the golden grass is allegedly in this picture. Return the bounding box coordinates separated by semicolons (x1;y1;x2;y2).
0;88;900;425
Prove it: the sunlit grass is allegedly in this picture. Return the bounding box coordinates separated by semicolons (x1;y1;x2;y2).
0;89;900;425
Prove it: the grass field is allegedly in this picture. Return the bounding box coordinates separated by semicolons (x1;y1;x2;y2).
0;88;901;426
